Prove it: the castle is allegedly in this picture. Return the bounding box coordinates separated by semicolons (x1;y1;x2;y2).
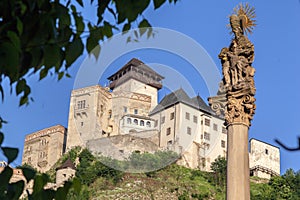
21;58;280;179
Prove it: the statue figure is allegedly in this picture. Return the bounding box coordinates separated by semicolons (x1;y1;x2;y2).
220;3;256;91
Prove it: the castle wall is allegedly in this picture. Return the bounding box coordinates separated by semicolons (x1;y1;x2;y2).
66;85;113;150
22;125;67;172
249;139;280;178
113;79;158;109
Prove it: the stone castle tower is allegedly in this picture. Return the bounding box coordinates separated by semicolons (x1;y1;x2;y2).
66;58;164;150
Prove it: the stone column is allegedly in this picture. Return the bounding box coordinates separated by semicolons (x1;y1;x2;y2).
226;124;250;199
208;4;256;200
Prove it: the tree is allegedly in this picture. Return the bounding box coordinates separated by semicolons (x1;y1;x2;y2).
0;0;178;107
210;156;226;189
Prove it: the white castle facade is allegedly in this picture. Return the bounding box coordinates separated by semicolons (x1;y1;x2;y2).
22;58;280;179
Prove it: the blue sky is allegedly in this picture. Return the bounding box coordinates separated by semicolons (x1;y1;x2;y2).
1;0;300;174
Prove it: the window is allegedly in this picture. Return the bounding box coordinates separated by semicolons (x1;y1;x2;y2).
81;122;84;126
222;127;227;134
187;127;191;135
40;139;47;146
193;115;198;123
77;100;86;109
133;119;138;125
221;140;226;148
213;123;218;131
185;112;190;120
204;132;210;141
170;112;175;120
265;149;269;155
134;109;138;114
146;121;151;127
204;118;210;126
124;107;128;113
166;127;171;135
161;116;165;124
108;110;112;118
127;118;132;124
140;120;144;126
167;140;173;146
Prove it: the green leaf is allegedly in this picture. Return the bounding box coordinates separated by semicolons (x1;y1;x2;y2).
96;0;110;24
138;19;151;36
122;23;131;33
65;38;84;67
0;166;13;188
55;181;72;199
76;0;84;7
116;0;151;23
58;72;64;80
32;174;49;194
91;45;101;60
65;73;71;78
86;36;99;54
39;68;48;81
43;45;61;68
16;17;23;34
7;31;21;52
0;42;19;71
19;95;29;106
103;21;113;38
1;147;19;164
153;0;167;9
0;132;3;146
21;167;36;183
0;84;4;101
16;79;26;96
7;180;25;199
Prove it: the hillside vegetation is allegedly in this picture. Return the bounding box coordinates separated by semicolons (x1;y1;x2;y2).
50;148;300;200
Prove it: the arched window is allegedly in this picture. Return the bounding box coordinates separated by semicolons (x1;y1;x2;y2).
146;121;151;127
133;119;138;125
127;118;132;124
140;120;144;126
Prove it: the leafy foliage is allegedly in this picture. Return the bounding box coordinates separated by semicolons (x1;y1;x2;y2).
0;0;178;106
210;156;226;190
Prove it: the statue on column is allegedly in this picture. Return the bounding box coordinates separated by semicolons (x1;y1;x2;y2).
209;3;256;126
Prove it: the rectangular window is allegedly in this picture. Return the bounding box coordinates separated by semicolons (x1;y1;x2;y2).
193;115;198;123
222;127;227;134
204;118;210;126
161;116;165;124
134;109;138;114
81;122;84;126
77;100;86;109
170;112;175;120
265;149;269;155
187;127;191;135
124;107;128;113
166;127;171;136
204;132;210;141
185;112;190;120
213;123;218;131
221;140;226;148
